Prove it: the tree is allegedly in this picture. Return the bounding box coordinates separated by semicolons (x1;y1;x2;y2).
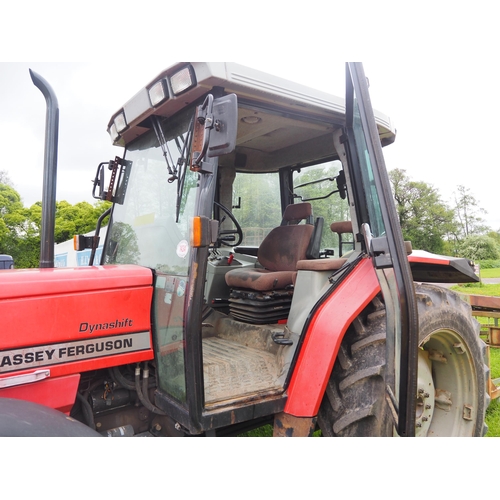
54;200;110;244
453;185;489;239
0;183;38;267
389;169;456;253
0;182;111;268
457;235;500;261
0;170;13;187
293;161;350;250
487;230;500;247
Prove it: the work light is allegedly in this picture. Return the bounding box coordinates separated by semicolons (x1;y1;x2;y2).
170;65;196;96
114;112;128;133
149;79;169;107
109;123;119;143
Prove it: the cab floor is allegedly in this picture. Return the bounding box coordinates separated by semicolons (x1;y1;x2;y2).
202;337;283;405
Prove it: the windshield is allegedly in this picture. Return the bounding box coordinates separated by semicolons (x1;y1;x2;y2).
103;109;198;274
103;108;199;404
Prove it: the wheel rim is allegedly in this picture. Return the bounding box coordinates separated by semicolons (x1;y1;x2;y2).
416;328;478;436
415;351;434;436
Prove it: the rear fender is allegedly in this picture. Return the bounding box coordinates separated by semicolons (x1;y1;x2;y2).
0;397;101;437
408;250;479;283
285;257;381;417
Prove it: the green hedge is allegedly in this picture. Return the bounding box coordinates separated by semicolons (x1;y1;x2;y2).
479;260;500;269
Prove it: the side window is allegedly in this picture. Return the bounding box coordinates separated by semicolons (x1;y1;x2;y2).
232;172;282;246
351;98;385;238
293;161;351;254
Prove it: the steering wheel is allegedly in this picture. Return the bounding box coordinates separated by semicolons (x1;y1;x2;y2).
214;201;243;247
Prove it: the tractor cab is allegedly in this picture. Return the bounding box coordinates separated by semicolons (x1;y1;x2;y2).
0;62;487;437
90;62;419;435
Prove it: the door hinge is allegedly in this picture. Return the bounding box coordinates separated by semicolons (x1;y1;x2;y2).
361;223;392;268
371;236;392;268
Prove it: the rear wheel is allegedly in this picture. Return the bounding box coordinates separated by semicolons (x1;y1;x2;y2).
317;283;489;437
414;284;489;436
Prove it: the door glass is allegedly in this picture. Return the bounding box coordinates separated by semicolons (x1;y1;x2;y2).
346;63;418;436
351;98;385;238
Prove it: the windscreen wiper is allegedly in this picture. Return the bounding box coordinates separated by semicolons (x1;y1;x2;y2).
175;116;195;223
151;115;178;183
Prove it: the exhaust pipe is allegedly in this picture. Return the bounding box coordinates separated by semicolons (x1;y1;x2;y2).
30;69;59;268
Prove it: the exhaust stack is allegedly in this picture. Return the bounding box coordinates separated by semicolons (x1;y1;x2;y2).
30;69;59;268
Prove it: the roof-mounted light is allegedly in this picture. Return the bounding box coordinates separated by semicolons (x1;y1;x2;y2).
170;65;196;96
114;111;128;133
109;123;120;142
148;79;169;107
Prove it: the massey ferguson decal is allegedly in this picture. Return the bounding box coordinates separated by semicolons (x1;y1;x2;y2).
0;331;151;374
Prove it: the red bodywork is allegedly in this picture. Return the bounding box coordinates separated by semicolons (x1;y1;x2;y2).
0;250;475;423
0;265;154;412
285;257;381;417
284;250;477;417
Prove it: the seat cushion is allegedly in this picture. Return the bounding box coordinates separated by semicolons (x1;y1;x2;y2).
225;268;296;291
296;258;347;271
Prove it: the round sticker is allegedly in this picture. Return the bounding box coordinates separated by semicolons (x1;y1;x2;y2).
176;240;189;259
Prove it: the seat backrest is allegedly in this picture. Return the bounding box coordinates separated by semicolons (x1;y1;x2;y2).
258;203;314;272
280;202;313;225
330;220;354;256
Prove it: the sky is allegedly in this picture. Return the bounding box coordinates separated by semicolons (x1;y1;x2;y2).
1;59;498;233
0;2;498;234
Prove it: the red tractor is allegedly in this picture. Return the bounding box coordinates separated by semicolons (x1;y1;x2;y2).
0;63;488;437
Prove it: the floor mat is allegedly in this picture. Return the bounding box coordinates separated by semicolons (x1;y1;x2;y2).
203;337;282;404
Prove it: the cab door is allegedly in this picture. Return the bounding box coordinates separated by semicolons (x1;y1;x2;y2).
344;62;419;436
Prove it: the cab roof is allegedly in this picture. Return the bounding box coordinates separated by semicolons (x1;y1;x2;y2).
108;62;396;151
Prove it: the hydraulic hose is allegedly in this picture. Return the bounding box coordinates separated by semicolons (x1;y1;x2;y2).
109;365;136;391
109;365;155;391
134;363;166;415
76;392;96;430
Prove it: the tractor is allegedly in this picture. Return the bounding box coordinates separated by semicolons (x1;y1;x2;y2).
0;62;488;437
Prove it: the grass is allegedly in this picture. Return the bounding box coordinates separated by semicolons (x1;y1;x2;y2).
479;268;500;279
238;424;273;437
451;282;500;296
238;424;320;437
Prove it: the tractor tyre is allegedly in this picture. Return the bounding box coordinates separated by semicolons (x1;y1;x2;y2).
317;283;489;437
413;283;489;436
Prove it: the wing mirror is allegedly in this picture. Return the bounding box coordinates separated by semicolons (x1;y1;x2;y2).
92;156;132;205
191;93;238;173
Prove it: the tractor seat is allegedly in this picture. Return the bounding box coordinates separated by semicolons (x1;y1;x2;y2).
225;202;315;292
